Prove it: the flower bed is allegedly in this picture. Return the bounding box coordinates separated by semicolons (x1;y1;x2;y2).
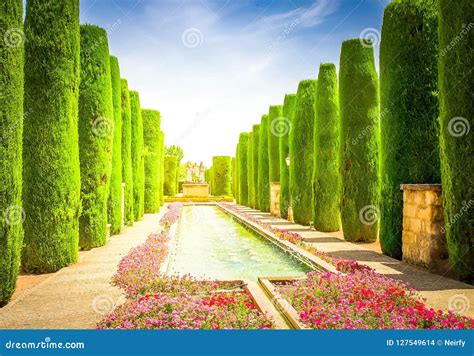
277;271;474;330
99;203;274;330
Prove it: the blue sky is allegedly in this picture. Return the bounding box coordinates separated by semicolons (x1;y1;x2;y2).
80;0;390;165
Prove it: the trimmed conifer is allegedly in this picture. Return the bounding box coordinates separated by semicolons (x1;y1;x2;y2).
339;39;379;242
247;134;255;206
163;155;177;196
231;157;236;198
268;105;282;183
212;156;232;196
120;79;134;225
142;109;161;213
258;115;270;212
158;131;165;206
252;124;260;209
130;91;144;220
238;133;250;206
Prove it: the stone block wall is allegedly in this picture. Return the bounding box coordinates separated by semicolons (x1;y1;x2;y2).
270;182;281;217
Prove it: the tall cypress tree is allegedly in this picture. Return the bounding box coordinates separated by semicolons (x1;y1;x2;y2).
380;0;440;259
1;0;24;305
313;64;341;232
252;124;260;209
279;94;296;219
130;91;144;221
163;155;177;196
142;109;161;213
438;0;473;282
235;144;240;202
78;25;114;250
238;133;250;206
268;105;283;183
212;156;232;196
290;80;317;225
120;79;134;225
258;115;270;212
158;131;165;206
339;39;379;242
231;157;236;198
22;0;81;272
108;56;123;235
247;134;255;206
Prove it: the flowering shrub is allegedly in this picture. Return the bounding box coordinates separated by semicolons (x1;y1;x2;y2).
159;203;182;228
278;271;474;330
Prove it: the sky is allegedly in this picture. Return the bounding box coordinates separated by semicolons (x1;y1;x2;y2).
80;0;390;166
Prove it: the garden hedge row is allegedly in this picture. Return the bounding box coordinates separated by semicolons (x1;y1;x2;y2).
163;155;178;196
289;80;317;225
268;105;282;183
212;156;232;196
108;56;123;235
0;0;24;305
142;109;161;213
130;91;144;221
247;134;255;207
78;25;114;250
252;124;260;209
313;63;341;232
238;133;250;206
258;115;270;212
231;157;236;198
339;39;379;242
279;94;296;219
22;0;81;272
380;0;440;258
120;79;134;225
438;0;473;282
234;145;240;201
158;131;165;206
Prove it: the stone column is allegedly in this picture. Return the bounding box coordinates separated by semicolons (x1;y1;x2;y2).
400;184;448;272
270;182;281;217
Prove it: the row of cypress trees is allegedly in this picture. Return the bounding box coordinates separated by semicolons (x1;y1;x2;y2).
232;0;472;282
1;0;167;305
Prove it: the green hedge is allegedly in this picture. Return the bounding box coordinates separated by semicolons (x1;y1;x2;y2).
339;39;379;242
238;133;250;206
289;80;317;225
78;25;114;250
252;124;260;209
163;155;178;196
22;0;81;272
438;0;473;282
158;131;165;206
313;64;341;232
120;79;134;225
279;94;296;219
142;109;161;213
247;134;255;207
380;0;440;258
231;157;236;198
212;156;232;196
0;0;24;305
235;145;240;202
258;115;270;212
130;91;144;221
268;105;282;183
107;56;122;235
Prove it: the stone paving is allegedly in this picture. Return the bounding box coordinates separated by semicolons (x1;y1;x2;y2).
0;213;162;329
233;205;474;318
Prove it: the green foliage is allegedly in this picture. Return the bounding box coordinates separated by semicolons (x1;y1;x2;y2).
339;39;379;242
158;131;165;206
235;145;240;202
22;0;81;272
289;80;317;225
142;109;162;213
279;95;296;218
438;0;474;282
130;91;144;221
313;64;341;232
0;0;23;305
120;79;134;225
258;115;270;212
247;134;255;207
163;155;178;196
252;125;260;209
165;145;184;163
238;133;250;206
231;157;236;198
78;25;114;250
380;0;440;259
107;56;122;235
268;105;282;183
212;156;232;196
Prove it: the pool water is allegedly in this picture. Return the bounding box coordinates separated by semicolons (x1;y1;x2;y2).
167;206;311;281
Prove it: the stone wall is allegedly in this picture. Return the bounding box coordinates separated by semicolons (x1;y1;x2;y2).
401;184;448;272
270;182;281;217
182;183;209;198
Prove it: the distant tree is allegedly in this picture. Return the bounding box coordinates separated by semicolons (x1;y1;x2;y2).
165;145;184;163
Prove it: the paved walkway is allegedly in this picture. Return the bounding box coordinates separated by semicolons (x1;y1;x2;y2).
0;213;162;329
233;205;474;318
